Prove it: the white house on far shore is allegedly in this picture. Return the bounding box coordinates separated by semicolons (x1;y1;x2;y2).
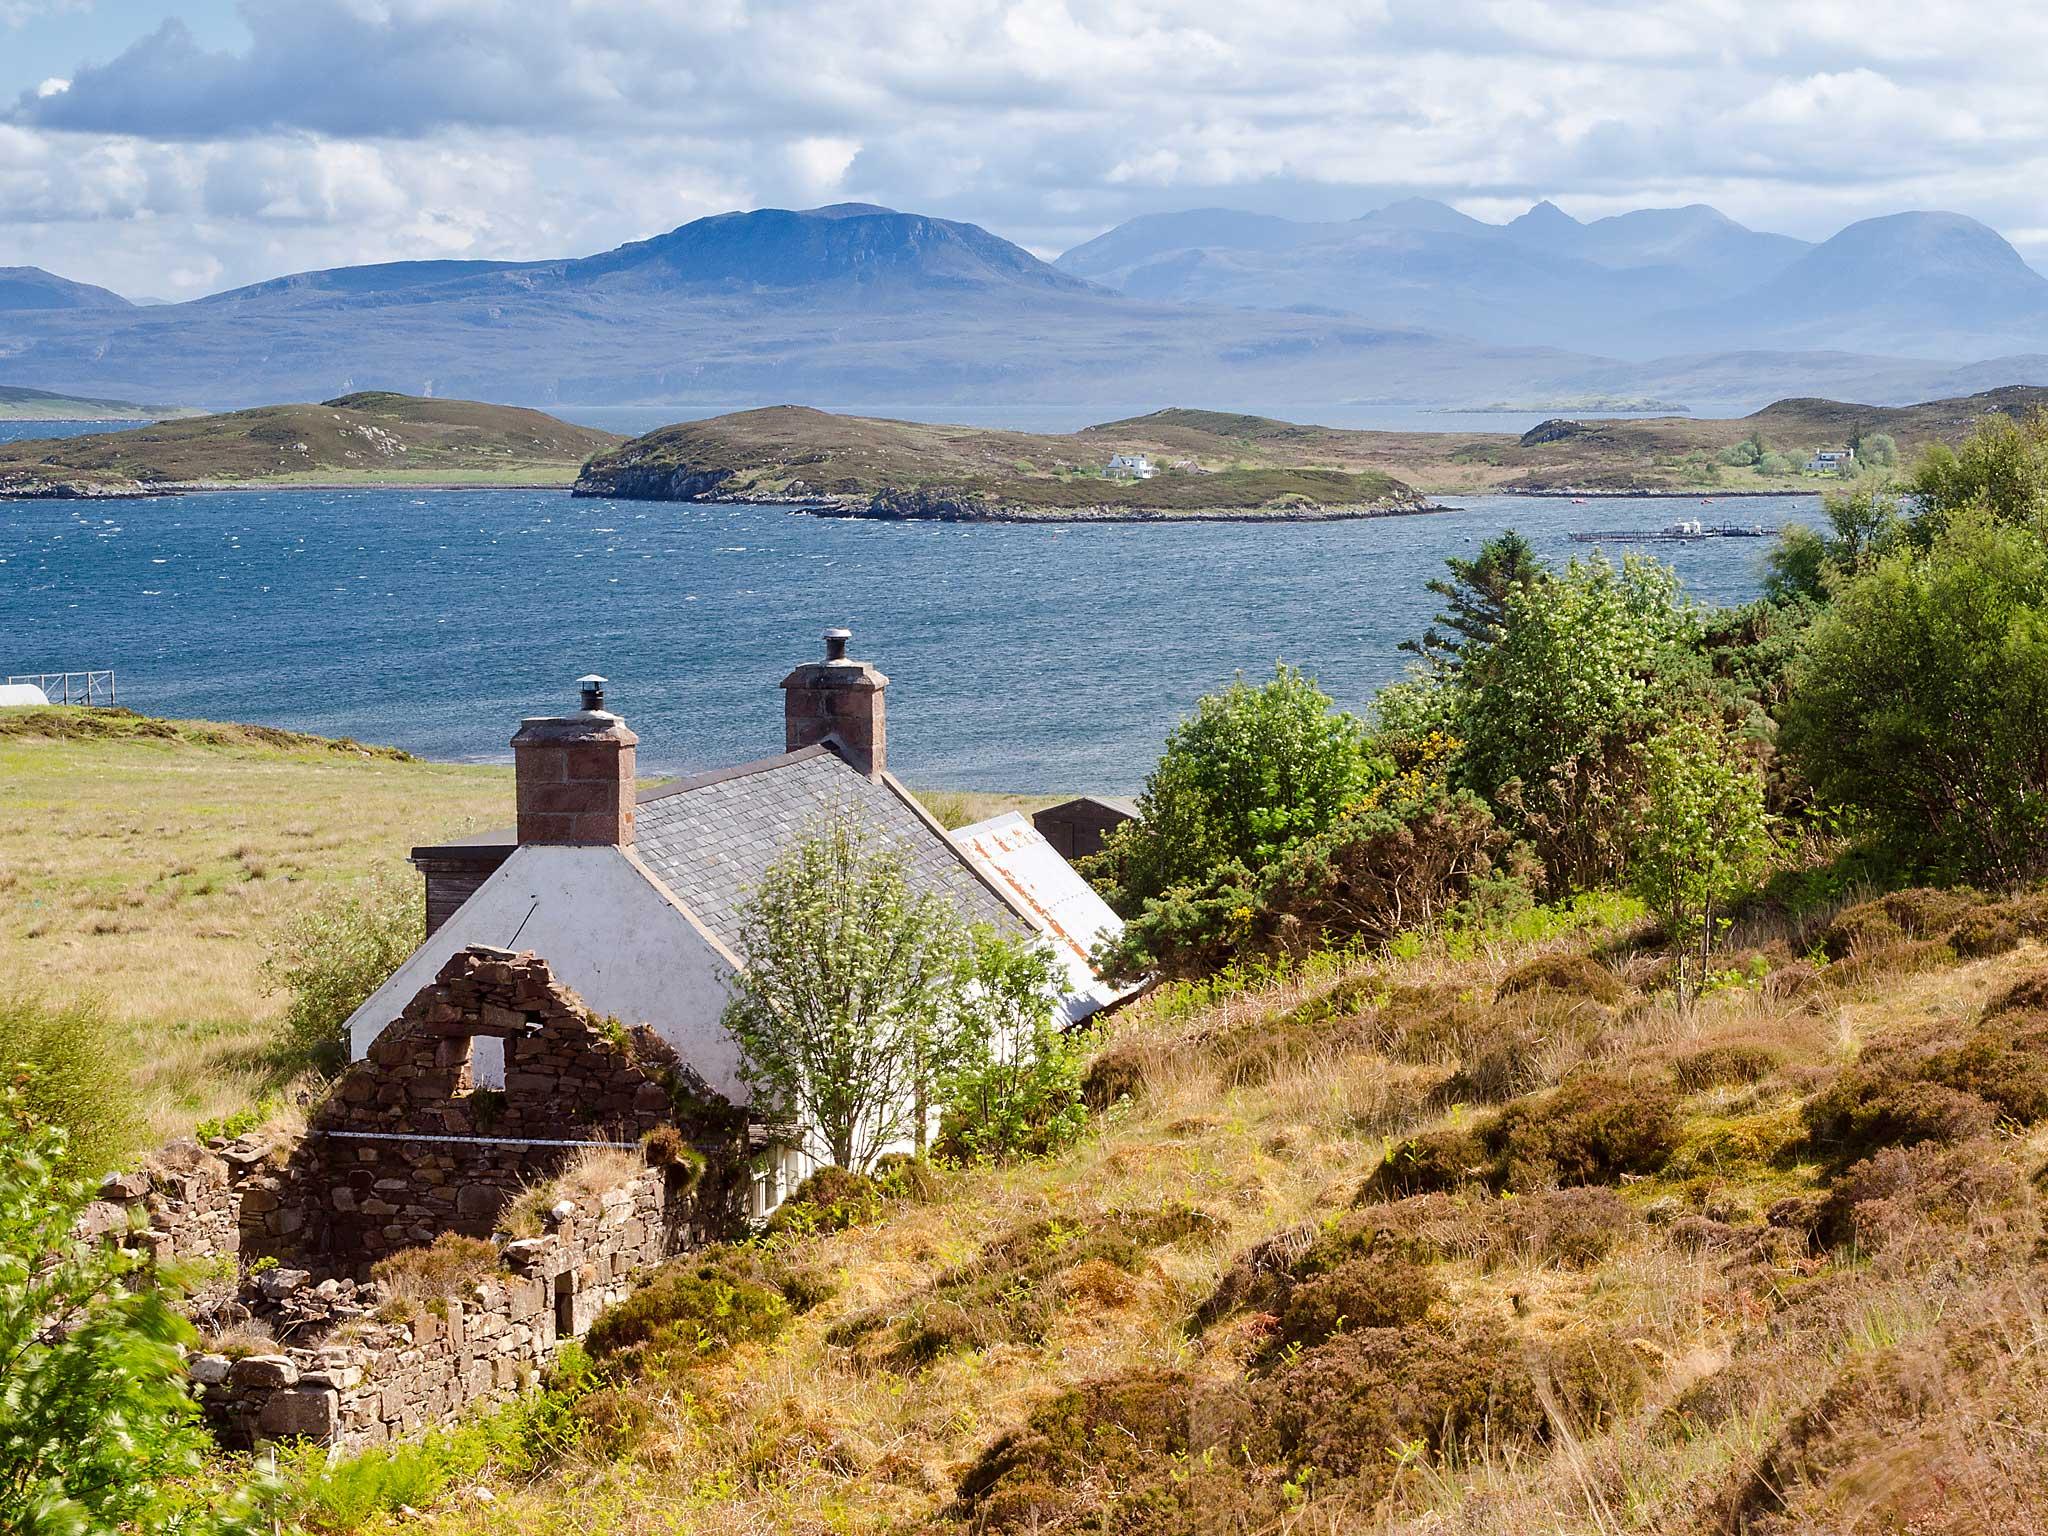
1106;452;1155;479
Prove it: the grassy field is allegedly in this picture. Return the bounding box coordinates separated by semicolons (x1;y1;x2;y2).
382;881;2048;1536
0;707;1062;1143
0;708;509;1140
0;392;618;493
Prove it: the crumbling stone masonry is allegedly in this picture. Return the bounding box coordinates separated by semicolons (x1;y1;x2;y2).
244;945;738;1272
196;1163;682;1452
84;945;745;1452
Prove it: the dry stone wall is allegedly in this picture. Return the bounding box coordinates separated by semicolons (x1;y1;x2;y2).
198;1164;687;1452
247;945;739;1272
80;945;749;1452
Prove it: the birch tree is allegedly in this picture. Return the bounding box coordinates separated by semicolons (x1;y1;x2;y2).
722;809;973;1172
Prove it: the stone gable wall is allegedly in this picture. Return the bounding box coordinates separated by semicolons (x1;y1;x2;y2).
245;945;737;1271
81;945;749;1452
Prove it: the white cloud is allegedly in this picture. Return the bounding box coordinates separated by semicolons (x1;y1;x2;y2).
4;0;2048;296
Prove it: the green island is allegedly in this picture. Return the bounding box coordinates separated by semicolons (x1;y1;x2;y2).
0;391;620;496
6;385;2045;510
573;386;2048;515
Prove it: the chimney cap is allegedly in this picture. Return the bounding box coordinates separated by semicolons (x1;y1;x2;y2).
577;673;608;685
823;627;852;662
577;673;609;713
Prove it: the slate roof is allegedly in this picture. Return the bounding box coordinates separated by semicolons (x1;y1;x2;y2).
628;746;1023;955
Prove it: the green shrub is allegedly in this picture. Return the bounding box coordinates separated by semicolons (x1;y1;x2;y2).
1452;551;1706;893
0;996;142;1179
262;867;423;1070
936;935;1089;1161
0;1085;231;1534
582;1245;815;1375
1102;777;1517;982
764;1166;883;1237
1782;509;2048;884
1091;662;1382;914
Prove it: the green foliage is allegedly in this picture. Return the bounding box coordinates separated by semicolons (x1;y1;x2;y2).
1762;486;1903;605
1781;509;2048;883
1093;663;1381;912
722;810;974;1172
1453;552;1704;892
0;1084;241;1536
937;934;1090;1162
1858;432;1899;471
1398;529;1546;673
0;997;141;1181
1628;717;1774;1002
1908;407;2048;540
262;866;423;1071
582;1246;813;1376
1100;768;1513;982
762;1166;883;1237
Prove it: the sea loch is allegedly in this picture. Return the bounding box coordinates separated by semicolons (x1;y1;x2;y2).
0;487;1813;790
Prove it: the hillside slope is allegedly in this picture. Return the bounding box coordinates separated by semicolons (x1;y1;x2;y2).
0;204;1580;411
410;887;2048;1535
0;707;508;1139
0;392;621;494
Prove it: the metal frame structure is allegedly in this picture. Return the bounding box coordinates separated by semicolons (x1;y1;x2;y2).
6;670;117;706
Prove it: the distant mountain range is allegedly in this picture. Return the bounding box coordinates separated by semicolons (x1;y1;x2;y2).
1057;201;2048;363
3;200;2048;416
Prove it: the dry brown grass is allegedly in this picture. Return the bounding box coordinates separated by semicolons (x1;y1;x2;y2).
403;915;2048;1536
503;1145;646;1238
0;708;507;1141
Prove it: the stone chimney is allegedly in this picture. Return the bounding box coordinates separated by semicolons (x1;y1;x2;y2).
781;627;888;778
510;674;638;846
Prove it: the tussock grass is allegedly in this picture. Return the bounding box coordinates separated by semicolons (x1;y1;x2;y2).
399;908;2048;1536
0;708;506;1141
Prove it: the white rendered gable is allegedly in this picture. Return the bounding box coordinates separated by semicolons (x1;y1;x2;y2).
341;844;748;1099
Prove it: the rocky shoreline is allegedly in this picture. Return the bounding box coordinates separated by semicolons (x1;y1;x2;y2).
568;464;1443;522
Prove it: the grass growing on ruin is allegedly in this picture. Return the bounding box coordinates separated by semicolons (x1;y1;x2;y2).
0;707;508;1141
391;891;2048;1536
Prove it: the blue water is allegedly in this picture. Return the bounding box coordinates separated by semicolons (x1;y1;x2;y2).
0;488;1813;791
0;419;151;445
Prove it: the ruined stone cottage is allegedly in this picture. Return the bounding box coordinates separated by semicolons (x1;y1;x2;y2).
344;628;1134;1216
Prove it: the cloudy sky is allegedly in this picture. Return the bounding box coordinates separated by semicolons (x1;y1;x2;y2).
4;0;2046;300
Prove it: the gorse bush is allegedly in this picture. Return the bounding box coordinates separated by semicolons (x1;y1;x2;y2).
263;865;423;1070
0;996;141;1180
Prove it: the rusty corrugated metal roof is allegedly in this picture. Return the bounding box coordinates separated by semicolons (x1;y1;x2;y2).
950;812;1142;1024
